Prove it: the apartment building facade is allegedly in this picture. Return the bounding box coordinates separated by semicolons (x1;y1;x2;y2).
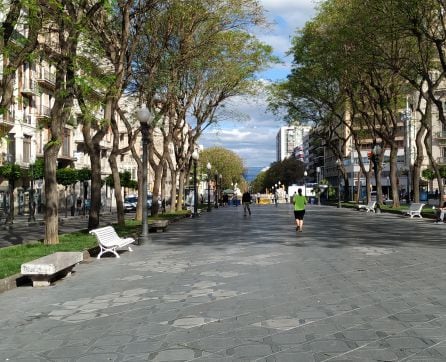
276;125;311;162
312;96;438;202
0;34;171;217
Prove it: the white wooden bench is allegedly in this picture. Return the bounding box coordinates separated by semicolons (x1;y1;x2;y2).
21;252;83;287
403;203;425;218
89;226;135;259
357;201;376;213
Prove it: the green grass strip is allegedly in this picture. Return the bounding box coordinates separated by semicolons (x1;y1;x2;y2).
0;211;190;279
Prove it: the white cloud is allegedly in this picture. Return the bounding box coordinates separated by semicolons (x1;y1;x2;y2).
257;34;292;55
201;92;281;168
201;1;317;169
261;0;317;21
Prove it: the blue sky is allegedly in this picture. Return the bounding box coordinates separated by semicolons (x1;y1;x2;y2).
201;0;318;169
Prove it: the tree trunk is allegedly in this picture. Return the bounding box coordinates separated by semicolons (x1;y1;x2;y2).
88;145;102;230
170;169;178;212
389;146;400;208
44;143;61;244
109;153;125;226
355;170;362;202
6;179;15;224
135;160;143;221
412;124;426;203
177;169;186;211
151;163;163;216
161;161;168;212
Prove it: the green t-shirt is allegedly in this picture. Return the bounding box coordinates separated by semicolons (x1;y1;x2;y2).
293;194;307;211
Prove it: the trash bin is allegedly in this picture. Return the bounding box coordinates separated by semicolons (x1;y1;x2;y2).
310;197;315;205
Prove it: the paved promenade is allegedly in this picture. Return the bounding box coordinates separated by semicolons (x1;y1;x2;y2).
1;204;446;361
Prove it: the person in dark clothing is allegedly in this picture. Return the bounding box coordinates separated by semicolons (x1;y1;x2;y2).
76;197;82;215
242;190;252;216
223;193;229;206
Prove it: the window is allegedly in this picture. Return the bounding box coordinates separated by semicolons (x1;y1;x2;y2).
23;135;31;162
7;134;16;162
62;128;70;156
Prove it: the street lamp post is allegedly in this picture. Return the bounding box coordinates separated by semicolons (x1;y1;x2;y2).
206;162;212;212
219;174;222;206
336;160;342;208
192;150;199;218
36;180;43;213
137;105;152;245
304;170;308;197
372;143;382;206
5;153;14;224
274;183;278;206
83;181;88;216
214;171;218;208
316;166;321;205
28;160;36;222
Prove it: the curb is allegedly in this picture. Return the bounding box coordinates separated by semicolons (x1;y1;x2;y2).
0;213;187;295
0;248;96;295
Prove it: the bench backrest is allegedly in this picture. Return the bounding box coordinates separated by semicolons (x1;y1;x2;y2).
90;226;122;246
409;203;424;211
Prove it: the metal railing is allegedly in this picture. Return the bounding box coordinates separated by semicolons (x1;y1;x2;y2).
36;105;51;117
37;69;56;85
434;131;446;139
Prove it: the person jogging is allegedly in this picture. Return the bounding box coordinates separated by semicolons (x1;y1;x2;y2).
293;188;307;232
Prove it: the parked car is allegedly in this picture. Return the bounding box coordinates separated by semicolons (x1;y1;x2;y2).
123;194;161;212
124;196;138;212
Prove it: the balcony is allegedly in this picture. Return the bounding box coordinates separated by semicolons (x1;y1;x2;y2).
36;105;51;120
36;70;56;88
434;131;446;139
437;157;446;165
0;105;16;126
21;79;38;96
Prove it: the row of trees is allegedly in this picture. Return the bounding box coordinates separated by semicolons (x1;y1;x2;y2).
1;0;276;243
251;157;305;193
269;0;446;207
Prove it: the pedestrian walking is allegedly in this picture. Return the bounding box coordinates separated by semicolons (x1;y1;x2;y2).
222;193;229;206
76;197;82;215
242;189;252;216
293;188;307;232
232;193;238;207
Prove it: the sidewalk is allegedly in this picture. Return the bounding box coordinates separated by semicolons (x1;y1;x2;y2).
0;211;116;249
1;204;446;361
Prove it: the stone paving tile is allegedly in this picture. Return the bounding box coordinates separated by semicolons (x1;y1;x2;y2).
403;341;446;361
2;206;446;361
324;347;400;361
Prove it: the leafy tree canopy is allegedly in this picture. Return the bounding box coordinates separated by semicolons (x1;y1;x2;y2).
56;168;79;187
0;163;22;181
198;147;245;189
